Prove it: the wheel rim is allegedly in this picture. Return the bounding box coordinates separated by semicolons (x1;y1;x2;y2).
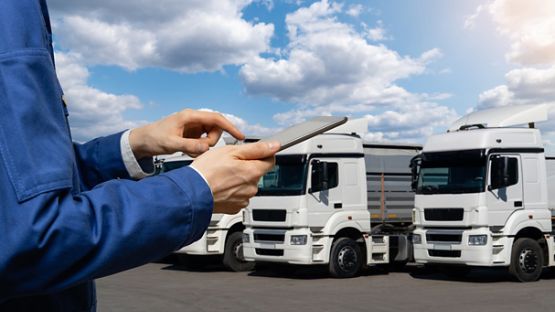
337;246;357;272
518;248;539;273
233;241;247;263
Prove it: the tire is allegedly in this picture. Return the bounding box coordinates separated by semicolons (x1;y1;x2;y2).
329;237;363;278
223;231;255;272
509;238;544;282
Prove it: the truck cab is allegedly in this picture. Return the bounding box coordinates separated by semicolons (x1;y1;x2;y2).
412;104;555;282
243;130;420;278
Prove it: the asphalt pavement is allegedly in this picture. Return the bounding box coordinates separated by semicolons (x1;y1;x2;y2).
96;256;555;312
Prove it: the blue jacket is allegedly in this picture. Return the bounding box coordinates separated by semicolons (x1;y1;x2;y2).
0;1;213;310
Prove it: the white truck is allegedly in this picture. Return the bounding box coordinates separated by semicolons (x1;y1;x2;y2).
411;104;555;282
156;145;253;272
242;126;421;278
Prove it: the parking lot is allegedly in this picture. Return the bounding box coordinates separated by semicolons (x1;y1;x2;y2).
96;256;555;312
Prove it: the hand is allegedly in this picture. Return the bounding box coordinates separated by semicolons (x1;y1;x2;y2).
129;109;245;159
191;141;280;214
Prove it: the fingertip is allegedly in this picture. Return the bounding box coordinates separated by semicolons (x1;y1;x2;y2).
233;131;246;141
197;142;209;153
266;141;281;152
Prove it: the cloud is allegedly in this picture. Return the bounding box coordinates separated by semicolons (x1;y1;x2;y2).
463;4;484;30
240;0;454;142
364;20;388;41
255;0;274;11
55;52;148;142
472;0;555;151
48;0;274;73
346;4;364;17
488;0;555;65
241;1;436;105
475;0;555;110
479;66;555;109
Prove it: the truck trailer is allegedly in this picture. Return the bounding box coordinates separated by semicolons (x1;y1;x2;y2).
411;104;555;282
242;129;421;278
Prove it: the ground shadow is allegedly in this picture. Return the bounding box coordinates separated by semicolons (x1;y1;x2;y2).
158;254;232;273
155;254;555;283
408;265;519;283
247;263;390;280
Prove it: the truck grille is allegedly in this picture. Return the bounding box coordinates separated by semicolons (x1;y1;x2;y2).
256;249;284;256
428;250;461;258
252;209;287;222
424;208;464;221
254;233;285;243
426;233;462;244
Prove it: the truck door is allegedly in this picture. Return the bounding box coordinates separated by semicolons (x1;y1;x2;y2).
486;154;524;226
306;158;342;228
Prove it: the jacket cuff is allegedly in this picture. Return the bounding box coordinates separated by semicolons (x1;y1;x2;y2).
120;129;154;179
162;166;214;246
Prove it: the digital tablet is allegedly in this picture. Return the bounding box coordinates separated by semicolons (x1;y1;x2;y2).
261;116;348;151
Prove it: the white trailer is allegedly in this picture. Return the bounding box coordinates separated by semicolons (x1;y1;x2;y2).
156;142;253;272
411;104;555;282
242;128;421;278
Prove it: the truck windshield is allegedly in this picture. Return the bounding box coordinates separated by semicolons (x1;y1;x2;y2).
417;149;486;194
257;155;308;196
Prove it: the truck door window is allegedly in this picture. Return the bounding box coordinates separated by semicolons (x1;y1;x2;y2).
490;156;518;189
311;161;338;192
327;162;339;190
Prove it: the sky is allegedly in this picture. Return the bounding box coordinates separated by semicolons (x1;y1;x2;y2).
47;0;555;152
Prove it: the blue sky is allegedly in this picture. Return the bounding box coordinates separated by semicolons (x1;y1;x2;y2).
47;0;555;149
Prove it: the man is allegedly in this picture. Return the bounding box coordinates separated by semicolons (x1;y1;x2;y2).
0;0;279;310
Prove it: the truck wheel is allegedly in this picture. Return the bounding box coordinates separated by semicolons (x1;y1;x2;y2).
329;237;362;278
223;231;255;272
509;238;544;282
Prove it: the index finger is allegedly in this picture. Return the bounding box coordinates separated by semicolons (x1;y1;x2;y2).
189;110;245;140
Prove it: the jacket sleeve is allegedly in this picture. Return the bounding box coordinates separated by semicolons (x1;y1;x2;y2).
73;132;133;190
0;0;214;300
0;167;213;299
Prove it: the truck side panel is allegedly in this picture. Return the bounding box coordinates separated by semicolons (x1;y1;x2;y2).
365;148;418;224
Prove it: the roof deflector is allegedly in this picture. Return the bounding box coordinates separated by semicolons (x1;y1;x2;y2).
448;104;549;132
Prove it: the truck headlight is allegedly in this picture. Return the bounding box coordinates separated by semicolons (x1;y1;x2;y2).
468;235;487;246
412;234;422;244
290;235;307;245
242;233;250;243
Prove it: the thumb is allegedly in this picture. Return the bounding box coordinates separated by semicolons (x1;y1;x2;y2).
234;140;280;160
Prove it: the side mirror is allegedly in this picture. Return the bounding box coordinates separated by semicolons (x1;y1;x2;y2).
489;156;513;190
309;160;329;193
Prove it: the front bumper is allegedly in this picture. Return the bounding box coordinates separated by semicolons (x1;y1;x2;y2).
413;227;512;266
175;228;228;255
243;228;331;265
